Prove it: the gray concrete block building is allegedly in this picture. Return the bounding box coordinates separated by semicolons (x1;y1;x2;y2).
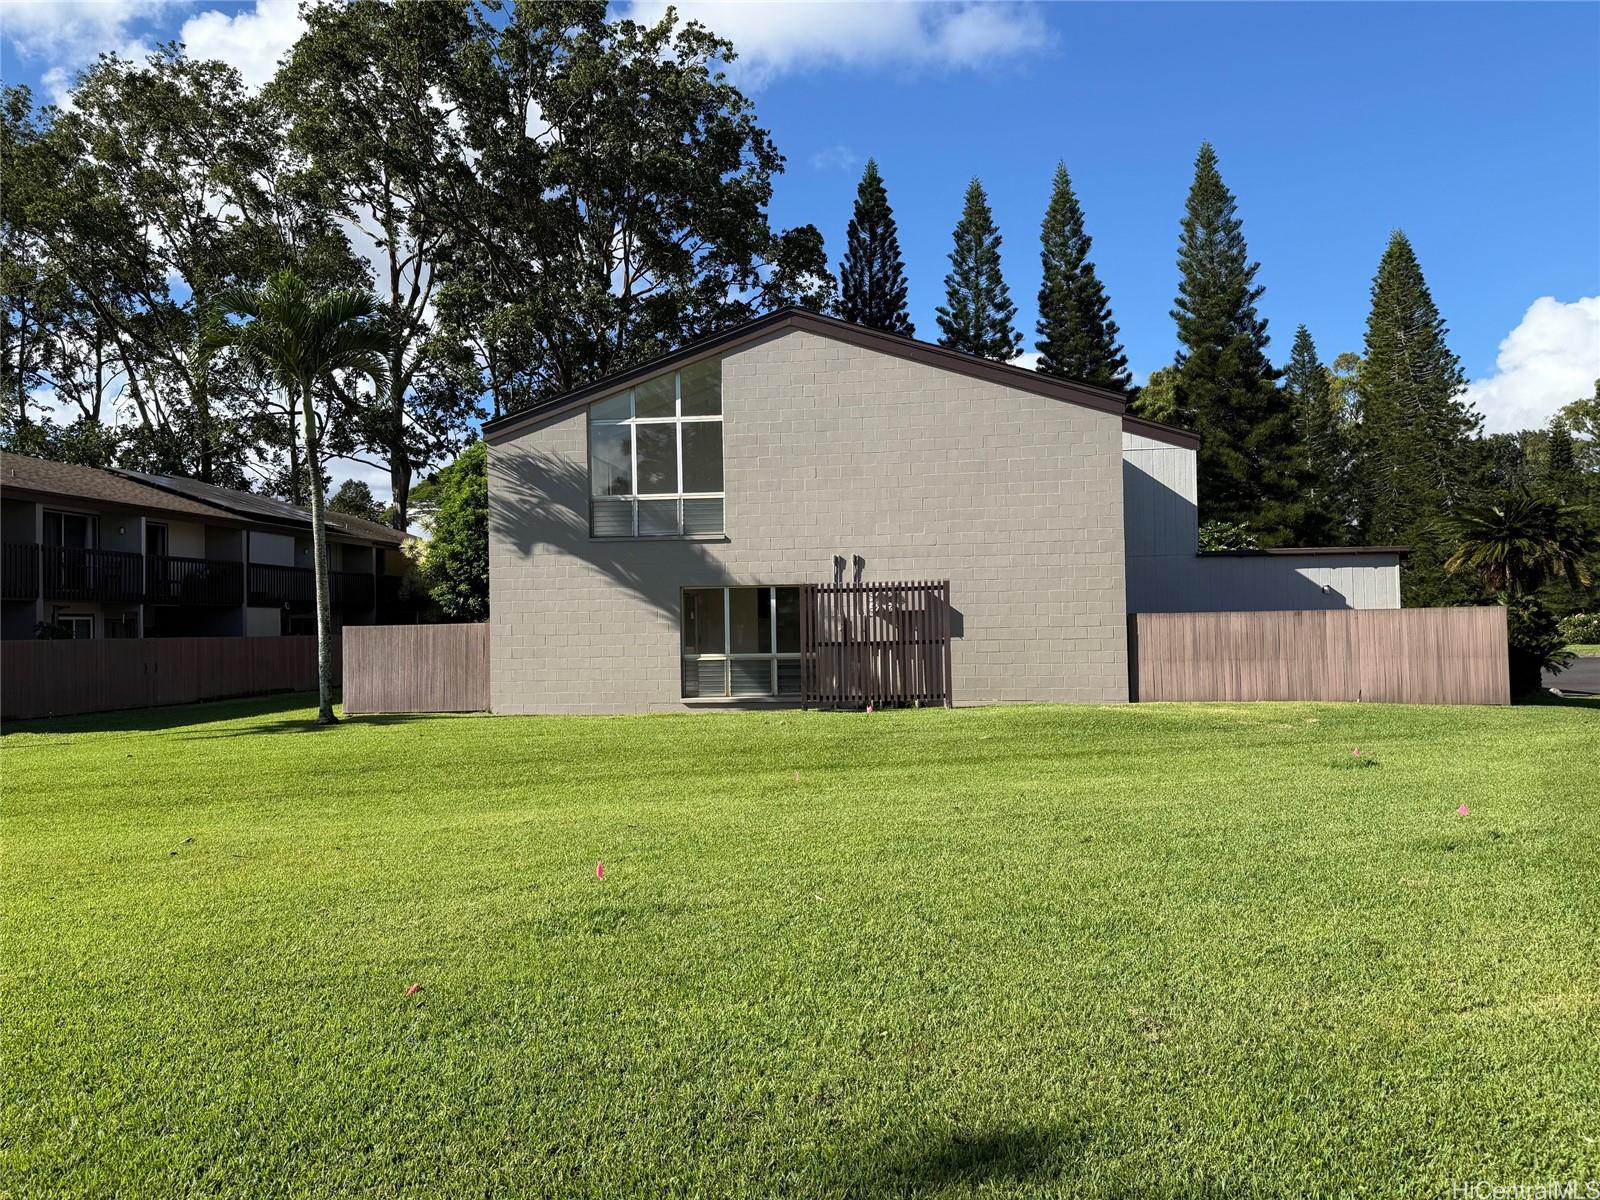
485;309;1404;713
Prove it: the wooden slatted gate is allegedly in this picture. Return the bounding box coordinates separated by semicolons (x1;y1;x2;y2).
800;580;953;709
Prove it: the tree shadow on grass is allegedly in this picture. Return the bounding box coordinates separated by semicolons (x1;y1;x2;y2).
2;691;477;739
1;691;321;737
861;1122;1090;1196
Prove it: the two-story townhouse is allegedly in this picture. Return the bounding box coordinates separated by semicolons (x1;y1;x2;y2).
484;308;1405;714
1;452;417;640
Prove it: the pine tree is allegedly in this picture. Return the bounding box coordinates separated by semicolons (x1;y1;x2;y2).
935;178;1022;361
837;160;914;336
1034;163;1130;392
1169;143;1301;542
1354;230;1481;603
1282;325;1346;542
1545;417;1577;498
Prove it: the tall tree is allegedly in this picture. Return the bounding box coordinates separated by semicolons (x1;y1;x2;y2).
419;439;489;622
1545;417;1578;498
1168;143;1301;542
1034;163;1129;391
275;0;480;529
936;178;1021;361
1354;230;1481;602
837;159;914;336
210;271;389;725
432;2;823;418
1281;325;1347;542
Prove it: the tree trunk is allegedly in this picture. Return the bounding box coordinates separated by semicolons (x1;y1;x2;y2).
299;382;338;725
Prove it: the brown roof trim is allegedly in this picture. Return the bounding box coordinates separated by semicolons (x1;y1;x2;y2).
1200;546;1411;559
1122;414;1201;450
482;308;1130;443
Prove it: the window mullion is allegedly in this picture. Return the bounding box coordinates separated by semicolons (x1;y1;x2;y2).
722;587;732;697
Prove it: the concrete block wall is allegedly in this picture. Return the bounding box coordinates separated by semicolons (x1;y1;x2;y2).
489;328;1130;713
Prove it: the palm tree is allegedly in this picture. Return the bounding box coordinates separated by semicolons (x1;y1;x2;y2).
1443;486;1596;596
209;271;389;724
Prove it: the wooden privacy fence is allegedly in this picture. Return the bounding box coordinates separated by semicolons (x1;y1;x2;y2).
1130;607;1510;705
1;636;331;721
342;623;489;714
801;580;953;709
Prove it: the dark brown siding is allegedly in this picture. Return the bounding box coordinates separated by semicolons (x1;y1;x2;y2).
342;623;489;714
1;636;332;721
1130;607;1510;705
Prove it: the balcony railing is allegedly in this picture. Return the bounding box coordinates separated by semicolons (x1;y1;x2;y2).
248;563;374;611
41;546;144;603
2;543;39;600
3;543;376;612
145;555;244;606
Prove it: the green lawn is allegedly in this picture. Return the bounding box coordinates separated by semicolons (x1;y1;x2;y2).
4;696;1597;1198
1567;644;1600;656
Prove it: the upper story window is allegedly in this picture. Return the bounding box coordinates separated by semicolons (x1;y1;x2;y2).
588;359;723;538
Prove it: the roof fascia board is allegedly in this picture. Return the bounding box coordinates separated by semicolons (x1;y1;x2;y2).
483;308;1130;443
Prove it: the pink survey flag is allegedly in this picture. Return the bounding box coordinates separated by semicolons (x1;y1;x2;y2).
596;860;605;880
406;982;422;996
1456;804;1470;816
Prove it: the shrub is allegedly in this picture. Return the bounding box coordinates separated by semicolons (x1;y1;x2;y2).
1557;611;1600;645
1506;595;1572;697
1198;520;1259;552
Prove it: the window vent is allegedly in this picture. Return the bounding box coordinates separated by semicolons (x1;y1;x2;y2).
682;497;724;537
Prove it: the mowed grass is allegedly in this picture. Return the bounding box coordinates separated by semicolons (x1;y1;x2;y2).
3;696;1598;1199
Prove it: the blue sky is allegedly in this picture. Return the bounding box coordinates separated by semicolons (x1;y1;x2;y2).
5;0;1598;485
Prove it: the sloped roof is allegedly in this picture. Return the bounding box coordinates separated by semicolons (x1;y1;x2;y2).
481;306;1174;443
116;469;406;547
1;452;239;522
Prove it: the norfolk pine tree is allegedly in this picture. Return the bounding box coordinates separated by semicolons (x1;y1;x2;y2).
1354;230;1481;602
837;160;914;336
1035;163;1130;392
1282;325;1348;542
936;178;1022;361
1169;143;1303;543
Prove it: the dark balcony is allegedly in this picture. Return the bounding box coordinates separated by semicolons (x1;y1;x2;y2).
41;545;143;603
145;555;244;606
2;543;38;600
248;562;374;611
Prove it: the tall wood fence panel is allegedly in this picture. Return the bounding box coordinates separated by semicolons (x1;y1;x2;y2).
801;581;953;709
1130;607;1509;705
342;623;489;714
1;636;331;721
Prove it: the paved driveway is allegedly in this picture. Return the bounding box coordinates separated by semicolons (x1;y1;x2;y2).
1546;656;1600;695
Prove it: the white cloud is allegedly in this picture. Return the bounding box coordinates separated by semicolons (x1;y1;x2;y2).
618;0;1052;85
1463;297;1600;434
0;0;167;63
809;143;859;172
5;0;304;103
177;0;304;90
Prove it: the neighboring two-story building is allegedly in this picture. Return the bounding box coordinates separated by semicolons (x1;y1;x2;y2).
1;452;416;641
484;308;1405;713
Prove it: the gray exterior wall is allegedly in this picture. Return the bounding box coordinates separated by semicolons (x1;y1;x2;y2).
489;327;1130;713
1122;431;1401;612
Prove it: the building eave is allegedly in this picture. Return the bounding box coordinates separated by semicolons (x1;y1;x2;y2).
482;307;1132;444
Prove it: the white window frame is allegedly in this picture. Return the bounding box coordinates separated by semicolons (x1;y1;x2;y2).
681;585;802;698
588;366;723;538
58;614;95;639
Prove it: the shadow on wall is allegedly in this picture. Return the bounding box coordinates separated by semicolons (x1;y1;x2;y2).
489;447;728;624
1122;460;1366;613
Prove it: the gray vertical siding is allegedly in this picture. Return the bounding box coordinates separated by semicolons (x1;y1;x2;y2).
1121;431;1402;612
489;328;1130;713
